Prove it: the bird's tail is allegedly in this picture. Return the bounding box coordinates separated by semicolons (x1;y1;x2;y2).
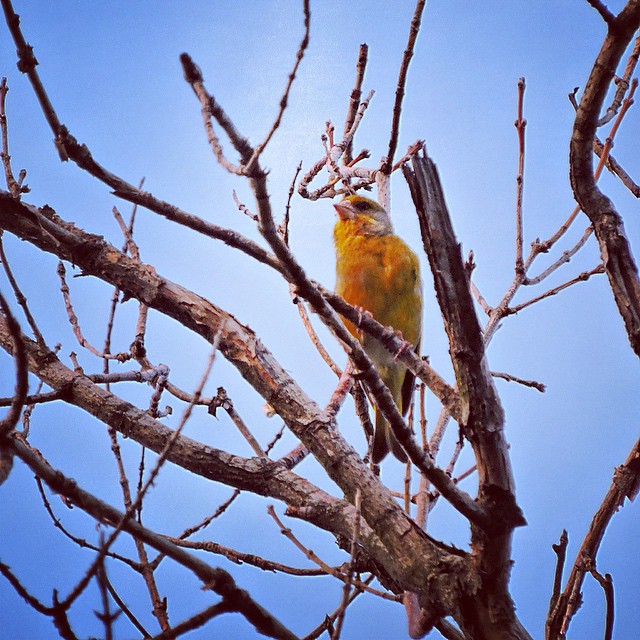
372;410;408;464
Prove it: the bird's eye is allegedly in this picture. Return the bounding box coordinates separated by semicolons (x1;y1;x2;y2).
354;201;369;211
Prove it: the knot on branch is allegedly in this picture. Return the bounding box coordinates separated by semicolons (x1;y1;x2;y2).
16;42;37;73
478;484;527;534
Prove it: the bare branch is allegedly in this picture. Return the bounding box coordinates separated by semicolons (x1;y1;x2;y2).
0;77;27;197
491;371;546;393
381;0;426;176
343;43;369;166
267;505;394;602
586;0;617;25
0;234;43;343
515;77;526;278
210;387;267;458
0;289;28;438
525;226;594;286
167;536;327;577
512;264;604;313
593;135;640;196
244;0;310;173
331;488;362;639
547;529;568;628
547;437;640;637
587;565;614;640
569;0;640;356
5;434;299;640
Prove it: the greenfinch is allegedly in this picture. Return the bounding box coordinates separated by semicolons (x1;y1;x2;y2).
333;195;422;463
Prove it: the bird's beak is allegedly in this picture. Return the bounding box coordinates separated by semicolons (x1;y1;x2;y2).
333;202;353;221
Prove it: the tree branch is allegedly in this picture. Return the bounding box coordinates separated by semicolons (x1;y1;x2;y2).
569;0;640;357
4;434;299;640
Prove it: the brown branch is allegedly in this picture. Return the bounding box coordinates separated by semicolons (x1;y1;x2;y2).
569;0;640;357
511;265;605;314
0;234;43;343
210;387;267;458
34;477;140;571
343;43;369;166
592;77;638;183
244;0;310;173
148;601;236;640
382;0;426;176
0;560;53;614
106;424;168;630
491;371;546;393
298;89;376;200
167;537;327;577
5;434;299;640
587;565;614;640
593;135;640;196
404;154;524;526
0;77;27;197
0;313;382;554
331;488;362;640
599;31;640;126
267;505;394;602
301;575;374;640
293;294;342;376
547;437;640;638
525;226;594;286
586;0;617;26
103;573;151;639
0;289;28;438
179;50;488;538
547;529;568;630
404;152;530;639
1;7;283;276
515;77;526;278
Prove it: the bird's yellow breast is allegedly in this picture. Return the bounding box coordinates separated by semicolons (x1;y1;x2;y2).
334;218;422;346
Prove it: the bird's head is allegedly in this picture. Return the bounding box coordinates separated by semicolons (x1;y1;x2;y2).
333;195;393;236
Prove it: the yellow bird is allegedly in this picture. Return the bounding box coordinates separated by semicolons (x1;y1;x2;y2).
333;194;422;463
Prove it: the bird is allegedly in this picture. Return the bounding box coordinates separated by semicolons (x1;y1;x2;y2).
333;194;422;463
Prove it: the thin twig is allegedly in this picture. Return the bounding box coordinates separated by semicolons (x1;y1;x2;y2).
343;43;369;166
512;264;604;314
167;537;328;577
210;387;267;457
0;290;28;438
515;77;526;279
525;227;594;286
6;434;299;640
148;601;236;640
598;31;640;126
0;234;43;343
267;505;396;601
331;489;362;639
491;370;546;392
0;77;27;197
244;0;310;173
382;0;426;176
103;573;152;639
57;261;132;362
587;565;614;640
293;293;342;376
301;575;375;640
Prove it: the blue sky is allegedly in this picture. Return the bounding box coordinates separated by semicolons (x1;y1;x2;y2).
1;1;638;638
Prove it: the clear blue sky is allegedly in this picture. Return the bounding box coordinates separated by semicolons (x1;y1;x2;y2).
1;1;638;638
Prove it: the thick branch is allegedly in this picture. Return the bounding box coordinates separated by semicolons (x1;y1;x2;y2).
404;154;530;640
0;193;471;607
570;1;640;357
